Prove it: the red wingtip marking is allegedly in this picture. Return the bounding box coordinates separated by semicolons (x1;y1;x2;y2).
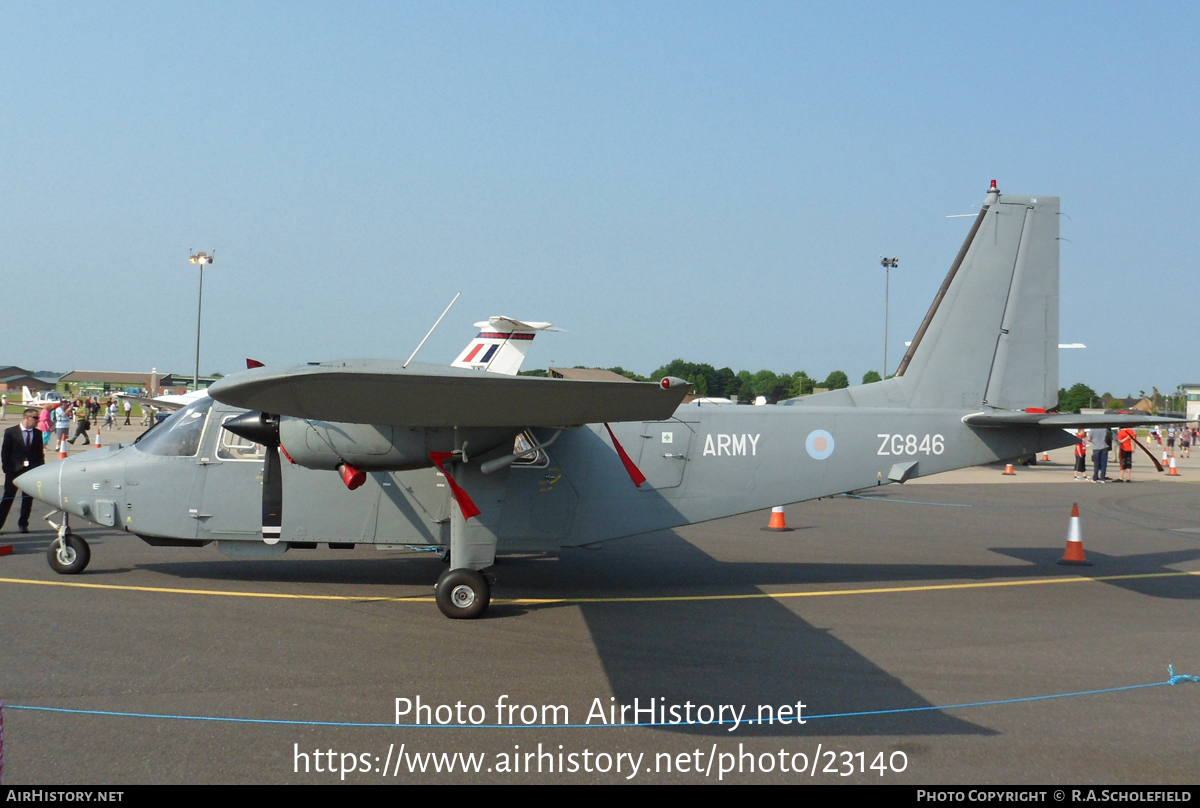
428;452;482;520
604;423;647;488
246;358;265;369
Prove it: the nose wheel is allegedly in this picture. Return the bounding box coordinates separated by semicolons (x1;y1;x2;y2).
44;512;90;575
47;532;90;575
434;568;491;619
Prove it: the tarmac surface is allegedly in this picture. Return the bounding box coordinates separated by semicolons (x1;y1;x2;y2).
1;427;1198;784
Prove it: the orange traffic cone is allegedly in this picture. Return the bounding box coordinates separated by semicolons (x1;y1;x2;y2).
1003;463;1016;475
1057;503;1091;566
1168;457;1179;476
1162;451;1170;468
58;437;68;459
1041;451;1050;462
93;426;102;449
761;505;794;532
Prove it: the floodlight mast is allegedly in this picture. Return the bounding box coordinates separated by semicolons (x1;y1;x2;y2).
189;250;215;391
879;256;899;377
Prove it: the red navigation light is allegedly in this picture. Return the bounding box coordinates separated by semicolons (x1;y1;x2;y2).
990;179;998;190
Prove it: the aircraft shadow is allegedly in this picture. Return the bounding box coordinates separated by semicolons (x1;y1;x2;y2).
565;532;988;738
991;547;1200;600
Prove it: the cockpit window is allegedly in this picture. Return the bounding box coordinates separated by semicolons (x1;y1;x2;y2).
134;397;213;457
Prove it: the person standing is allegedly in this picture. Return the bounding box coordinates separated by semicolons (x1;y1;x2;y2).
37;404;52;445
1166;424;1176;458
1;392;7;420
1088;427;1109;483
123;398;132;425
1073;429;1088;480
1182;427;1192;458
1116;425;1136;482
1;408;45;532
68;401;91;445
54;404;71;446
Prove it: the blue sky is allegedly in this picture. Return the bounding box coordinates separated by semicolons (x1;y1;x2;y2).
2;3;1196;397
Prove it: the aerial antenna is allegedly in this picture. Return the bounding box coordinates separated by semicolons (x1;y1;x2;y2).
404;292;461;368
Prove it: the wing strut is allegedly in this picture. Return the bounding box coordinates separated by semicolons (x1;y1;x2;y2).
428;452;482;520
604;424;646;488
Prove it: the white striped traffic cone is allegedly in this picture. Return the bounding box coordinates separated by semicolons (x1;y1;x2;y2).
1057;503;1091;566
761;505;794;532
1168;457;1179;477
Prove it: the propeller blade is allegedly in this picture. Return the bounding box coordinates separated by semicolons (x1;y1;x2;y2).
263;443;283;542
1132;436;1164;472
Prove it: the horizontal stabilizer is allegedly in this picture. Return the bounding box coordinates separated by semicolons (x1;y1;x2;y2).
452;315;557;375
208;360;690;427
963;412;1186;429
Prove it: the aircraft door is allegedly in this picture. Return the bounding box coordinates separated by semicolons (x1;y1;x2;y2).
195;414;269;540
123;399;214;540
636;421;695;489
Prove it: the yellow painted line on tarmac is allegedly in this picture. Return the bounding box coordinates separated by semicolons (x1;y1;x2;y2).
2;570;1199;606
0;577;434;603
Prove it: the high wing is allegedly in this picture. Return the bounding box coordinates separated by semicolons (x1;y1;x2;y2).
208;359;689;427
963;411;1185;428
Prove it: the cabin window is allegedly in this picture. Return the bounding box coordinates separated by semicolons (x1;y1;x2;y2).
217;416;267;461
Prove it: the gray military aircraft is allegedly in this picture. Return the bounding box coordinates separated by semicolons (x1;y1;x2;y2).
17;181;1181;619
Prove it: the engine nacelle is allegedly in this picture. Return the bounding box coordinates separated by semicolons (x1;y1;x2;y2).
277;418;515;472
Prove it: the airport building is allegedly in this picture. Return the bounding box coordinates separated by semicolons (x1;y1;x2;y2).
1183;384;1200;422
57;370;220;397
0;365;56;393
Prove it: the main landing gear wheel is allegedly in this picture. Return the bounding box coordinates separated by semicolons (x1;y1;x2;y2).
435;568;490;619
46;533;90;575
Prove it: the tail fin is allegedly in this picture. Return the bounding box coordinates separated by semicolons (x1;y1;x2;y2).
21;386;33;405
451;316;556;375
894;181;1059;410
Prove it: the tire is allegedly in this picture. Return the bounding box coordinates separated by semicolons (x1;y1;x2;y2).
46;533;90;575
435;567;490;619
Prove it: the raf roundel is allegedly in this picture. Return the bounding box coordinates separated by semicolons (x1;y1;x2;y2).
805;429;835;460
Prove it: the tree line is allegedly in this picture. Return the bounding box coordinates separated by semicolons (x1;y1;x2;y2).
523;360;880;403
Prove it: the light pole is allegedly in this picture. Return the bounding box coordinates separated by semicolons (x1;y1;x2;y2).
879;256;898;377
189;250;215;391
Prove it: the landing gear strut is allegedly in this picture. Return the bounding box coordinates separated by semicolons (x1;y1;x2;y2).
45;512;90;575
432;476;496;619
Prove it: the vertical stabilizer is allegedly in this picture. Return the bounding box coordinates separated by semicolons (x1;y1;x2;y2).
451;316;556;376
895;182;1059;410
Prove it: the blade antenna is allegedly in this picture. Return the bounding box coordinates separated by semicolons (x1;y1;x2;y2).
404;292;461;368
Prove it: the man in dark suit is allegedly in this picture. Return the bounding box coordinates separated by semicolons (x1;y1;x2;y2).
1;407;46;532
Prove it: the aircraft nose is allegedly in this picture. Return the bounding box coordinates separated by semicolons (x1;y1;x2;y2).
15;462;60;507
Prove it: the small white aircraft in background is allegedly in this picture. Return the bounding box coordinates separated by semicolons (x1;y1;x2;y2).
20;386;64;407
